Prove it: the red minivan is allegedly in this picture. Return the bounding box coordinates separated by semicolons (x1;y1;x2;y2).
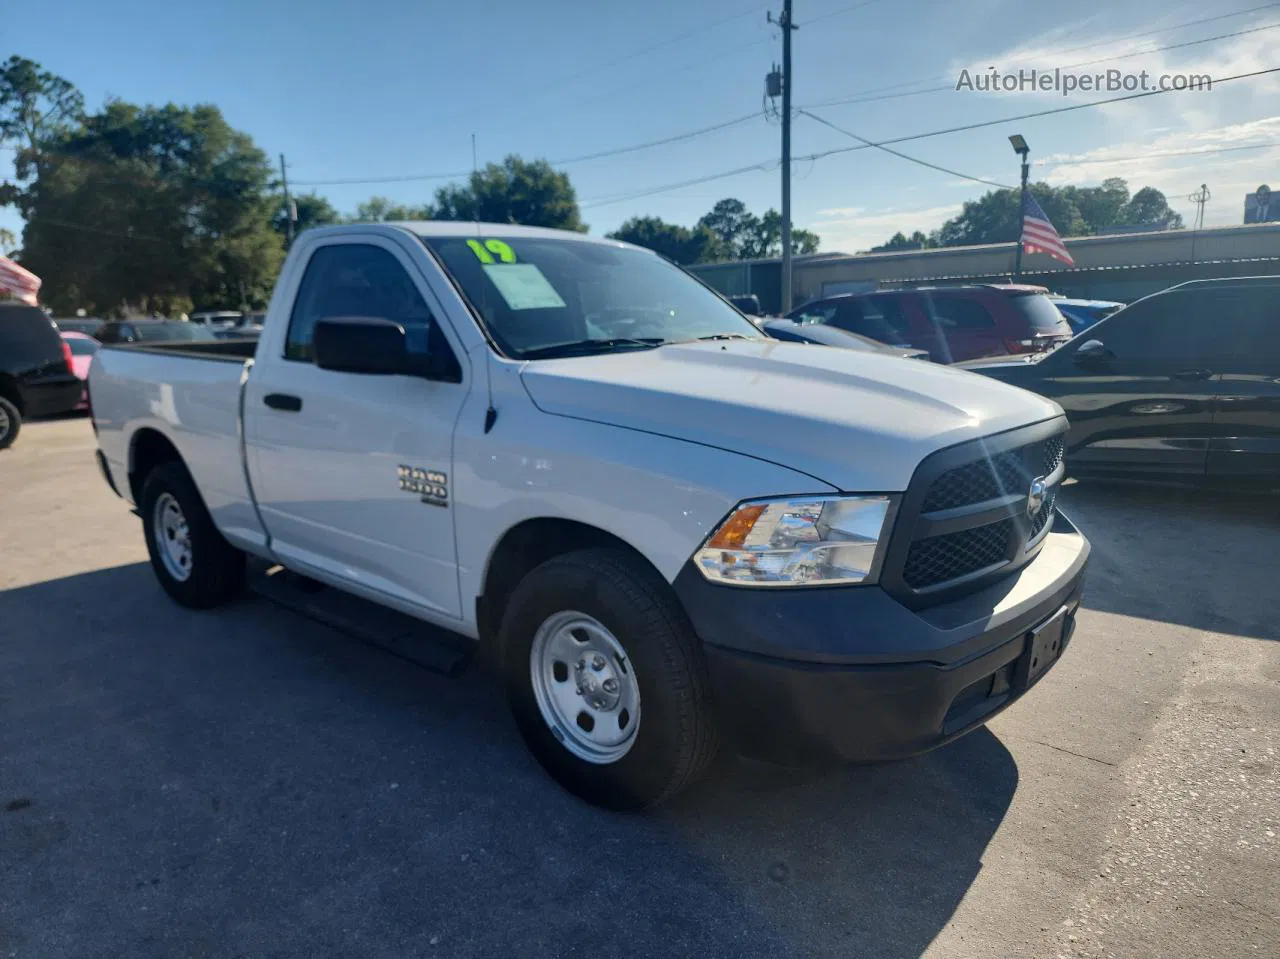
787;284;1073;363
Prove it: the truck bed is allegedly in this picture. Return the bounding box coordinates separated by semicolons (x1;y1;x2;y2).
105;339;259;361
90;342;267;551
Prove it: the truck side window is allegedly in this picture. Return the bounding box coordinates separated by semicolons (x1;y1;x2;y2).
286;244;436;362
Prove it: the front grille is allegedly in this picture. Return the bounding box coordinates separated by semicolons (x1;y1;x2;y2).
883;424;1069;604
903;519;1013;589
921;450;1027;512
1043;436;1065;477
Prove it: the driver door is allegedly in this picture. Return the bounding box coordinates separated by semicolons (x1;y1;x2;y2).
1038;290;1218;477
243;236;470;619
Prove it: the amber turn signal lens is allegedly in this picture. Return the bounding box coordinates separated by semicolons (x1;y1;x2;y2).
706;503;767;550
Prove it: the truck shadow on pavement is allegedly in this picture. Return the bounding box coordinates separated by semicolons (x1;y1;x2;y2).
1060;480;1280;642
0;562;1017;959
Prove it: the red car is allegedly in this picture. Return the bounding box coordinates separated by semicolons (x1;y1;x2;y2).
60;331;100;411
787;284;1073;363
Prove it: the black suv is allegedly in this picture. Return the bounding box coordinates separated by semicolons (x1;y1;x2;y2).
965;277;1280;486
0;304;84;449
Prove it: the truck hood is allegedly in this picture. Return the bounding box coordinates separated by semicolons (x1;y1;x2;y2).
519;340;1063;491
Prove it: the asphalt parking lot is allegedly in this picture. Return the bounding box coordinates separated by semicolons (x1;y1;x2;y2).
2;417;1277;959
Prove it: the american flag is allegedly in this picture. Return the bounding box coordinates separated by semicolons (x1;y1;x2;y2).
0;255;41;306
1021;194;1076;267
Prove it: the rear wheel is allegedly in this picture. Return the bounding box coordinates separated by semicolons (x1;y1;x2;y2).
140;461;244;608
0;395;21;450
500;548;719;810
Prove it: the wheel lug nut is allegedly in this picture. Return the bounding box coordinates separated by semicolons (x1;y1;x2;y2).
602;678;618;693
591;655;606;671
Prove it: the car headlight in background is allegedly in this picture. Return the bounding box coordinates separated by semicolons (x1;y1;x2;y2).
694;495;896;587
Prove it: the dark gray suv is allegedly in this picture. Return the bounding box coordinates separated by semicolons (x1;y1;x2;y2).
0;304;83;449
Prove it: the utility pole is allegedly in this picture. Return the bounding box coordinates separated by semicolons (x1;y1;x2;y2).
279;153;295;248
768;2;798;312
1188;183;1210;261
1008;134;1030;279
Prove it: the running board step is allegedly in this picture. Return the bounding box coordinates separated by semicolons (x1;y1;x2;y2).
248;563;472;677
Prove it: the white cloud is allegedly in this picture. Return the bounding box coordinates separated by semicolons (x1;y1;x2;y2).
810;203;961;252
1037;116;1280;227
947;12;1280;125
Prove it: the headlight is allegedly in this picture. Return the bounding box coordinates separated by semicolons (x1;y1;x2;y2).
694;495;895;587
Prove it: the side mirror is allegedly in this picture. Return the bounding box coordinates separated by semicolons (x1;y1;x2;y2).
1073;339;1113;365
314;316;425;377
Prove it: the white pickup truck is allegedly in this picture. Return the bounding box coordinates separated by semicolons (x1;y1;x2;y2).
89;222;1089;809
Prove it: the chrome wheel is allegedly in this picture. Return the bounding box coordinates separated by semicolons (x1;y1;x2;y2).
0;404;10;441
152;492;193;582
530;611;641;764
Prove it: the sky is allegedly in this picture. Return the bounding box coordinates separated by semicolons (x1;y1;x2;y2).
4;0;1280;254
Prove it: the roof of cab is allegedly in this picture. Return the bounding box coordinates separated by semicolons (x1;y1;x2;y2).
302;221;636;248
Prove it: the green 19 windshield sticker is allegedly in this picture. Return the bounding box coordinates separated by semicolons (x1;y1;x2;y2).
466;238;517;264
467;238;566;310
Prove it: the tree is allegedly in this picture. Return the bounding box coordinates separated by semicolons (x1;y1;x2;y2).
348;195;432;223
693;198;819;260
21;101;283;315
0;227;14;254
275;191;341;238
607;216;723;264
868;230;934;253
871;178;1182;252
932;183;1087;248
1123;187;1183;229
697;198;757;258
0;56;84;208
1063;177;1129;234
747;209;820;258
432;155;584;231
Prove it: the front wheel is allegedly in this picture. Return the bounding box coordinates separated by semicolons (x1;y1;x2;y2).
499;548;719;810
140;461;245;609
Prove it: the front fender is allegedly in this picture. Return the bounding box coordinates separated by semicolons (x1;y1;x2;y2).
452;404;837;631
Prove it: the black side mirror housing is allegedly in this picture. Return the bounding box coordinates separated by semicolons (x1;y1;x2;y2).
314;317;412;375
1073;338;1113;365
313;316;460;381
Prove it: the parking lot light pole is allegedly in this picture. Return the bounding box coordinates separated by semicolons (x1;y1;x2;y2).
1010;134;1030;280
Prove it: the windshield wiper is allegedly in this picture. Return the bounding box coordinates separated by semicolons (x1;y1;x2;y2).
674;333;758;344
520;337;666;360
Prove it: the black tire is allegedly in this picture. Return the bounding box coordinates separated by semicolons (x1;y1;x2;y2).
140;460;245;609
499;548;719;810
0;395;21;450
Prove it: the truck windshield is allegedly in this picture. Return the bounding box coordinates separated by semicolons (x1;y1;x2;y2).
420;235;762;359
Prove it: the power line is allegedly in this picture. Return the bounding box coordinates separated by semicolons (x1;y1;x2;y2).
806;0;894;26
291;111;767;187
552;112;761;165
583;66;1280;208
803;4;1280;109
1036;141;1280;166
800;66;1280;160
581;160;778;209
34;217;165;242
797;109;1015;188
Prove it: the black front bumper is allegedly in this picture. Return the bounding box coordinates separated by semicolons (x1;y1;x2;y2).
674;512;1090;765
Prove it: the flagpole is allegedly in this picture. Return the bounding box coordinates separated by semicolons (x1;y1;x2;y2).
1011;135;1030;280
